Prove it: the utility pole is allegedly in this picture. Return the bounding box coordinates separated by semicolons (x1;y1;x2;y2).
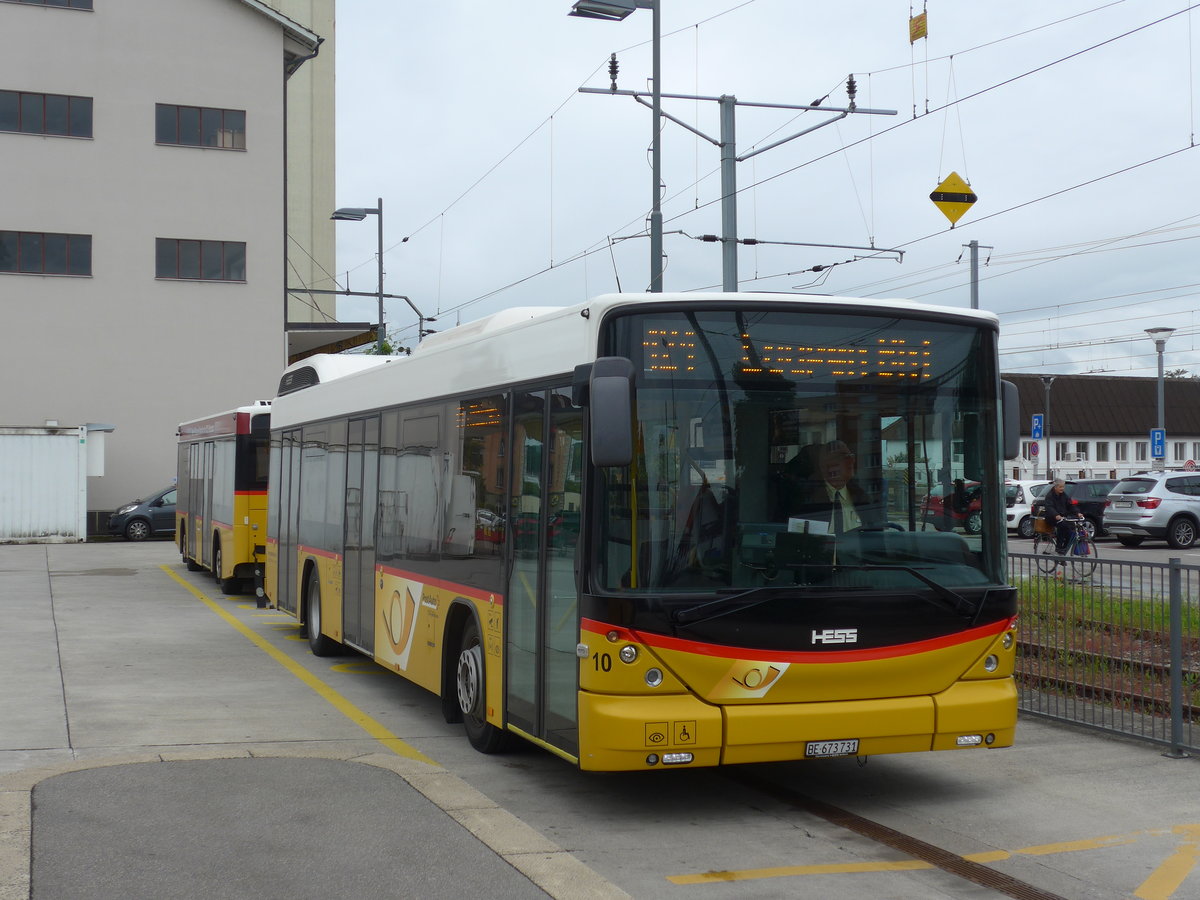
581;75;896;291
963;239;993;310
1041;375;1055;481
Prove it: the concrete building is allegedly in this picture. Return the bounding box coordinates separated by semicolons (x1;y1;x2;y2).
1005;373;1200;481
1;0;332;524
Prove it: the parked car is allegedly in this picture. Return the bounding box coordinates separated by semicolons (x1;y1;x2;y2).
1064;478;1119;537
107;485;176;541
1005;479;1048;538
920;481;982;534
1027;480;1108;535
1103;472;1200;549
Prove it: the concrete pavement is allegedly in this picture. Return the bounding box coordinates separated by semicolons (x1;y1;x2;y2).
0;542;626;900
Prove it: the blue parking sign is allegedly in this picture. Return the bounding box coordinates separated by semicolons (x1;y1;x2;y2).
1151;428;1166;459
1031;414;1043;440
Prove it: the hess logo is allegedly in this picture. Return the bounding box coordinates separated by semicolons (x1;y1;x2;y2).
812;628;858;645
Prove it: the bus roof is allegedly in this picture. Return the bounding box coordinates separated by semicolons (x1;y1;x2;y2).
269;293;999;430
178;401;271;439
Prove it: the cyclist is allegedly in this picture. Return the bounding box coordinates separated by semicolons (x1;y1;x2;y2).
1041;478;1076;553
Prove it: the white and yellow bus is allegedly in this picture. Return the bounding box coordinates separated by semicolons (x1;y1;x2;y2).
177;403;271;597
265;293;1021;771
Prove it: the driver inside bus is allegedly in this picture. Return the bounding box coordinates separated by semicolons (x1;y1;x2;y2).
790;440;881;533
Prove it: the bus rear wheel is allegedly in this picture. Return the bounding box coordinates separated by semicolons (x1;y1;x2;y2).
181;529;203;571
305;569;340;657
456;618;507;753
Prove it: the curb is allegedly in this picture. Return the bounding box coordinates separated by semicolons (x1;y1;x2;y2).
0;749;631;900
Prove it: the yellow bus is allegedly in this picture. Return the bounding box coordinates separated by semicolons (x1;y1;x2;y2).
177;402;271;598
265;294;1021;771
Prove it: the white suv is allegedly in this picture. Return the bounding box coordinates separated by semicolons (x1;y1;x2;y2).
1102;472;1200;549
1005;479;1048;538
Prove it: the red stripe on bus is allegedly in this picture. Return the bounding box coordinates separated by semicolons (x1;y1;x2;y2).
375;563;503;606
234;490;267;496
581;617;1010;664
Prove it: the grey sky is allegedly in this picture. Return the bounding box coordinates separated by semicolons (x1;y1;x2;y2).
330;0;1199;376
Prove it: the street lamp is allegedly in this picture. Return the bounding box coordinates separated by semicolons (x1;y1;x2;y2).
331;198;385;353
1146;327;1175;471
1040;375;1055;481
569;0;663;292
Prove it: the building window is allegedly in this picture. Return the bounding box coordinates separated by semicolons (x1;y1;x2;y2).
1116;442;1128;461
1136;442;1148;462
1075;442;1089;461
1055;441;1069;461
0;230;91;275
1174;442;1186;462
1192;442;1200;461
0;91;92;137
3;0;93;8
156;238;245;281
1021;441;1034;459
155;104;245;149
1094;442;1109;462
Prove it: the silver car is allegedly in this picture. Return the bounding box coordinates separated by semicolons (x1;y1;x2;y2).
1102;472;1200;549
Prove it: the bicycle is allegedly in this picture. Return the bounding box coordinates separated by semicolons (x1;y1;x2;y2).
1034;515;1098;580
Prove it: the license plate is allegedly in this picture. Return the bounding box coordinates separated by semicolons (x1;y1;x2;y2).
1115;501;1133;508
805;739;859;758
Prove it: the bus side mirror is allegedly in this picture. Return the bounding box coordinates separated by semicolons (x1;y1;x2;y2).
588;357;634;467
1001;380;1020;460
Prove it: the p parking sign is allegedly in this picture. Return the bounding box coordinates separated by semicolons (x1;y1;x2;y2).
1151;428;1166;459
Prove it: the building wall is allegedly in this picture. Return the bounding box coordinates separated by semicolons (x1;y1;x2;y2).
1;0;294;511
1012;437;1200;481
277;0;337;326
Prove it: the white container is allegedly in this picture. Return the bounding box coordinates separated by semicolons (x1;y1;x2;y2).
0;424;109;543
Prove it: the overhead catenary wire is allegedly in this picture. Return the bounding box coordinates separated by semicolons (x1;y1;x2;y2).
336;1;1198;354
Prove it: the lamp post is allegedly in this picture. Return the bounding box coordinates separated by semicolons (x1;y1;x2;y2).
331;198;385;353
570;0;662;292
1040;375;1055;481
1146;327;1175;471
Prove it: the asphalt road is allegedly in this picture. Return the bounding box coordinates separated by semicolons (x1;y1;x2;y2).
4;540;1200;900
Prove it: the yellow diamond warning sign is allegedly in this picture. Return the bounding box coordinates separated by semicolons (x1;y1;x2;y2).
930;171;977;225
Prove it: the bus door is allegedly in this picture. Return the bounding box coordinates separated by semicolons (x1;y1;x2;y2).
506;387;584;757
186;443;201;561
274;429;302;616
344;415;379;652
200;440;215;567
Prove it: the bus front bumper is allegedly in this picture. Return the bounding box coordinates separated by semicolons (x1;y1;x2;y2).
576;678;1016;772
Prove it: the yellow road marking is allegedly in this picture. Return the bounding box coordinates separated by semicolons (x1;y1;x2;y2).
331;661;386;675
162;565;437;765
669;859;931;884
668;825;1200;896
1136;826;1200;900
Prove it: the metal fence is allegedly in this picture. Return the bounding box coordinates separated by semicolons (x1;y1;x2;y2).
1009;550;1199;756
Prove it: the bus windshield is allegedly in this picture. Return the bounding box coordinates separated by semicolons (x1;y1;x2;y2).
597;306;1004;596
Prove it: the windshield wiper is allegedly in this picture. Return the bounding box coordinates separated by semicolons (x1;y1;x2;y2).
672;587;792;626
670;565;980;628
833;563;979;618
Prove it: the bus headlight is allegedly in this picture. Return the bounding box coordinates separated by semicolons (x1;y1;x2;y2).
1002;633;1014;650
645;667;663;687
984;655;999;672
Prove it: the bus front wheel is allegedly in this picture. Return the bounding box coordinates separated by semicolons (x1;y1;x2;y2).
456;618;507;753
305;569;340;657
212;542;238;595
